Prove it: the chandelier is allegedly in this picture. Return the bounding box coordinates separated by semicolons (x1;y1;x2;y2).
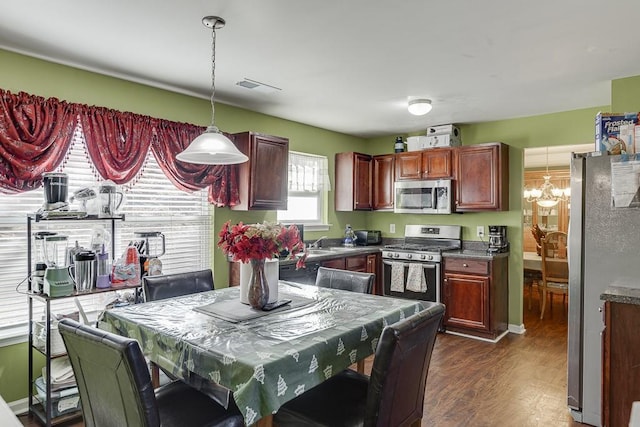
523;147;570;208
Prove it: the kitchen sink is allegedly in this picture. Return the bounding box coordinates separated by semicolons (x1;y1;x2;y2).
327;247;359;252
305;249;334;256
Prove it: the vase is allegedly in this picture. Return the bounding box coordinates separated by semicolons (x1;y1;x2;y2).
239;258;279;304
248;259;270;309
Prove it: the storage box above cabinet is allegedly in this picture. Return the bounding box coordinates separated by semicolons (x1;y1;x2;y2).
231;132;289;211
335;152;372;211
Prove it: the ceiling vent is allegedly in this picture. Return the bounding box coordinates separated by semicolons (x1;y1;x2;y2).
235;78;281;94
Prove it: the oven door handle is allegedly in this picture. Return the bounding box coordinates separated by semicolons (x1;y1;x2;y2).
382;260;437;268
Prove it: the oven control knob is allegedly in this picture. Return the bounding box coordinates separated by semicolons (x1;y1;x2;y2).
394;253;400;259
427;255;433;260
420;254;426;260
407;254;412;259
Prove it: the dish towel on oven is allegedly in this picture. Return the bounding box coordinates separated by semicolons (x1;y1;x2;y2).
390;262;405;292
406;263;427;292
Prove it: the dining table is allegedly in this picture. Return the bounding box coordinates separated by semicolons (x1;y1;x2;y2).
523;251;568;272
98;281;425;426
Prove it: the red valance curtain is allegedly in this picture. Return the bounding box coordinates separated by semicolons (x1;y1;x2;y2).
0;90;77;194
78;105;154;185
152;121;240;206
0;88;239;206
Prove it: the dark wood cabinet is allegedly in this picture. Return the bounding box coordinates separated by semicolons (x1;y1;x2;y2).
395;148;452;181
442;255;508;340
602;300;640;427
372;154;394;210
322;258;346;269
335;152;372;211
366;253;381;295
453;142;509;212
231;132;289;211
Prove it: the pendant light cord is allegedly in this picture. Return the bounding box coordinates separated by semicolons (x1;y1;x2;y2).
209;24;217;128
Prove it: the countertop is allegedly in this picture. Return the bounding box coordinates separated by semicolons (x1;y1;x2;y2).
278;242;508;265
601;285;640;306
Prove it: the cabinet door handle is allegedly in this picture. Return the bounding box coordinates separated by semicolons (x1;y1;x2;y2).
463;263;468;267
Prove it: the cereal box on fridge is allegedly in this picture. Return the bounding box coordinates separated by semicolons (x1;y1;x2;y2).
595;112;640;154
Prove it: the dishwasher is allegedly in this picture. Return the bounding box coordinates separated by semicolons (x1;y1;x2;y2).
279;261;322;285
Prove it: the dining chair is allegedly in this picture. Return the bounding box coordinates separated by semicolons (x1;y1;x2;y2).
523;268;542;310
273;301;445;427
142;268;214;302
58;318;244;427
540;231;569;319
315;266;374;294
142;269;214;387
315;266;375;373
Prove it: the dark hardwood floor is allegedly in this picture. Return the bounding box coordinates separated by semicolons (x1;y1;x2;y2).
19;287;583;427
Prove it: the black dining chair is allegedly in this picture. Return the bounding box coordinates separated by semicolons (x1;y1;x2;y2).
58;318;244;427
142;269;215;387
274;301;445;427
142;268;214;302
315;266;374;294
315;266;375;373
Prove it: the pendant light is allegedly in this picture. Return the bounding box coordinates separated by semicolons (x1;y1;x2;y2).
524;146;570;208
176;16;248;165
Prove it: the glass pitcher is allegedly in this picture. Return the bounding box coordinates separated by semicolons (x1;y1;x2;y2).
98;180;124;218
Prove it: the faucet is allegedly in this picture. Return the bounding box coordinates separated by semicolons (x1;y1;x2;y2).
308;236;328;249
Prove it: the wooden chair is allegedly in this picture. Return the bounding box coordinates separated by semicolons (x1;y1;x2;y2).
523;268;542;310
539;231;569;319
58;318;244;427
315;266;375;373
274;302;445;427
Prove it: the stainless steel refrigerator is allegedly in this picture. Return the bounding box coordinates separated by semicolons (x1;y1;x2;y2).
568;152;640;425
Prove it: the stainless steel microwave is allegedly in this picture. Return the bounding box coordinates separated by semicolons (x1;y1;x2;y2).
394;179;452;214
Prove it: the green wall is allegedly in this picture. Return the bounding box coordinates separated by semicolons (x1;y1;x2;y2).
0;47;633;405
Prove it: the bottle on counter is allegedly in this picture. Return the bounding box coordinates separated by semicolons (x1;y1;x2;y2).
344;224;356;247
394;136;405;153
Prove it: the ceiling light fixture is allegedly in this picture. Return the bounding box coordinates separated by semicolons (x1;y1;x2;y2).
524;146;570;207
176;16;248;165
407;99;432;116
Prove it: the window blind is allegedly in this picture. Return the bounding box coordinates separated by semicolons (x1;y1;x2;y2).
0;129;210;337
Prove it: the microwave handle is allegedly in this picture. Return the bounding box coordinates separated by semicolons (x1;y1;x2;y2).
431;187;437;209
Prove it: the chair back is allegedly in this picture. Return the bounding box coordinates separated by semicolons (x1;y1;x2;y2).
315;266;374;294
58;318;160;427
540;231;569;286
365;302;444;427
142;269;214;302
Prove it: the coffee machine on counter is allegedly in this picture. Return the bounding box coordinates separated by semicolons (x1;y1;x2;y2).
488;225;509;253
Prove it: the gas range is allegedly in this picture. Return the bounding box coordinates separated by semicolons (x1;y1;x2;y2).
382;225;461;263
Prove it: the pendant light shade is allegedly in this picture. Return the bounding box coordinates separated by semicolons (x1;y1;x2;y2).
176;125;248;165
177;16;248;165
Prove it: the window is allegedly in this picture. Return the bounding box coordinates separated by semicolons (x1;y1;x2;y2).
0;129;210;340
277;151;329;229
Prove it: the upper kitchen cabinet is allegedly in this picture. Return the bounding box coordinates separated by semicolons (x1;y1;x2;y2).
335;152;372;211
395;148;453;180
372;154;394;210
231;132;289;211
454;142;509;212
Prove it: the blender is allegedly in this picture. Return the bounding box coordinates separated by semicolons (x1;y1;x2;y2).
42;234;75;297
42;172;69;211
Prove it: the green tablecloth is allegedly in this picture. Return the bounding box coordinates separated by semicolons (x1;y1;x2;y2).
98;282;424;424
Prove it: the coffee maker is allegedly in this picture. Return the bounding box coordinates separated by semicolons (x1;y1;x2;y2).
488;225;509;253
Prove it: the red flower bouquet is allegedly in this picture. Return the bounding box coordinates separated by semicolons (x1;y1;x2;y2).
217;221;307;269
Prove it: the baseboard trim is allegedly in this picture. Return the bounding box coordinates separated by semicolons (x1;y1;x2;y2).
444;329;509;344
8;397;28;417
508;323;526;334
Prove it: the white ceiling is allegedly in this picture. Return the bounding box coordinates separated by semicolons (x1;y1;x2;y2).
1;1;639;138
524;144;593;168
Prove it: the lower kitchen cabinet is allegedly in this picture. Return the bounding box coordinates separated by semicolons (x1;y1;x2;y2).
602;297;640;427
442;255;508;340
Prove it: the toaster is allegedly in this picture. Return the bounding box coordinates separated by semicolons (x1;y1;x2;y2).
354;230;382;246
